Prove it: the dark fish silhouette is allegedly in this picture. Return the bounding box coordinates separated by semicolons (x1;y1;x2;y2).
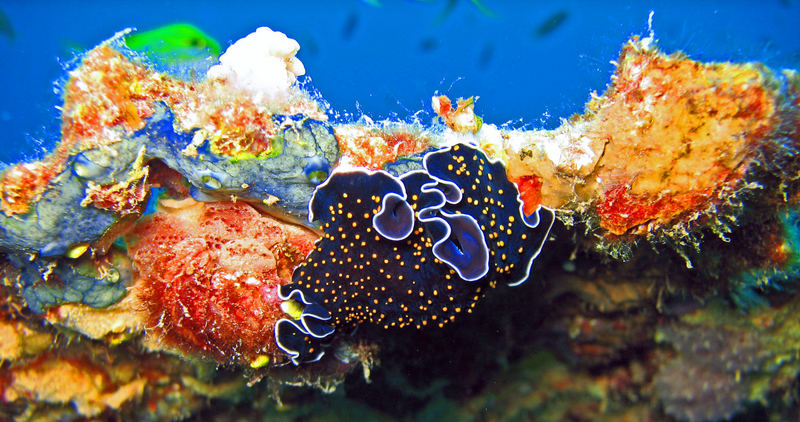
0;7;14;40
535;10;569;38
478;42;494;68
303;36;319;57
360;0;495;24
342;12;359;40
419;37;439;52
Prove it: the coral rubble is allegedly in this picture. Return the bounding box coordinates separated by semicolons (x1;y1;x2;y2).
1;23;800;421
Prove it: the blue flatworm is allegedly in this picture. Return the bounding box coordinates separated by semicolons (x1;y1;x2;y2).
276;143;555;365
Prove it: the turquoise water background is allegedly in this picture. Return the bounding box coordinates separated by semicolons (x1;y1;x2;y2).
0;1;798;164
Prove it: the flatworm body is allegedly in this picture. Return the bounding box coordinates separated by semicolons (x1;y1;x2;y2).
276;143;555;364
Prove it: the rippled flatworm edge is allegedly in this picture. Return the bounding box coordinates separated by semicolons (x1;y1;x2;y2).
275;288;332;365
397;167;490;281
307;166;409;223
276;289;333;337
404;155;493;281
422;142;557;287
430;209;490;281
507;204;555;286
274;319;326;365
373;192;415;241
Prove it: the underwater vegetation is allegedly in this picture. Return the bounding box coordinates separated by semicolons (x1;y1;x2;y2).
1;20;800;422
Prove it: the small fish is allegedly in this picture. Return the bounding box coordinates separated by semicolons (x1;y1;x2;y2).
125;23;222;60
478;42;494;68
419;37;438;52
342;12;359;40
359;0;496;23
0;7;14;40
535;10;569;38
302;36;319;57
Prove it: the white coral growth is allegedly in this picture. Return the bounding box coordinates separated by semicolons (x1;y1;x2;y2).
207;27;305;106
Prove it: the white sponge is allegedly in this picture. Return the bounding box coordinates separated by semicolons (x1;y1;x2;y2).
207;27;305;105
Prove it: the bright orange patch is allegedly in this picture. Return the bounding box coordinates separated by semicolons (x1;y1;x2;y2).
583;38;778;235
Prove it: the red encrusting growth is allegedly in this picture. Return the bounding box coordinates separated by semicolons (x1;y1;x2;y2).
432;95;482;133
508;36;784;240
81;168;150;216
763;233;791;268
0;46;169;217
61;46;160;143
582;39;778;236
0;162;55;216
127;200;319;365
596;185;714;236
336;128;431;170
509;175;543;217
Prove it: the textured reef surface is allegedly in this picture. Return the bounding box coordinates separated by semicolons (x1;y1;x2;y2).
2;24;800;422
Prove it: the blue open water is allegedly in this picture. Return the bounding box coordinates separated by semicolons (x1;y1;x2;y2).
0;1;798;164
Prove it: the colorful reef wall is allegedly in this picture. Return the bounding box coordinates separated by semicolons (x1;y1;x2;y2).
2;24;800;421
